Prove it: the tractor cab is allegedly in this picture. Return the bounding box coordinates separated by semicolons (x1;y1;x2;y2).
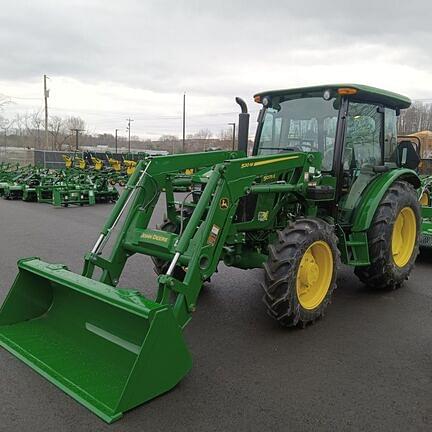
252;84;418;220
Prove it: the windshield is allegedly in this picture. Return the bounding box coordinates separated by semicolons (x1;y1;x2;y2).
256;96;339;171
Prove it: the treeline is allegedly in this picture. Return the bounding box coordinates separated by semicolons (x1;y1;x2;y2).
0;104;236;152
2;100;431;151
0;110;87;150
397;101;432;134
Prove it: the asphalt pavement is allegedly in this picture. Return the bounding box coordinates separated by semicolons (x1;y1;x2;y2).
0;198;431;432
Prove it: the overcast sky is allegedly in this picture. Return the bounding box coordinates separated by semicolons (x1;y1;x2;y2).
1;0;431;139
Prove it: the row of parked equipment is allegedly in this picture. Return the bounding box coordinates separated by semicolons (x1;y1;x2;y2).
0;150;198;208
65;151;196;191
0;155;122;206
61;151;143;186
0;163;119;206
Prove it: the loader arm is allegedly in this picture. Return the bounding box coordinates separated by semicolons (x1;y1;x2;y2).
84;150;319;328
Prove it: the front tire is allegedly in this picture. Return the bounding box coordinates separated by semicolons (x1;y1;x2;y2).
354;181;420;289
262;218;340;327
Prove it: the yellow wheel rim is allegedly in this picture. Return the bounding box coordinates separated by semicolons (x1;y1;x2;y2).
391;207;416;268
296;240;333;310
419;192;429;206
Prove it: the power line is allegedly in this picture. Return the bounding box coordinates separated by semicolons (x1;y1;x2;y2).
9;96;41;101
6;101;241;121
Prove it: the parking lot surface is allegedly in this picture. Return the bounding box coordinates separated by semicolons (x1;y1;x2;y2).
0;198;431;432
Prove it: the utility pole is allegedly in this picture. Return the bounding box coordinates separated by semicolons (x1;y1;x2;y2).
115;129;119;154
44;75;49;149
126;118;134;154
182;93;186;153
3;129;7;162
228;122;236;150
70;128;83;151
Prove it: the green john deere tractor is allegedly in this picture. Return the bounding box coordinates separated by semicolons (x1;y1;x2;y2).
0;84;422;422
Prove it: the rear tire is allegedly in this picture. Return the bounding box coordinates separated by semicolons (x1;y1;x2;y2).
262;218;340;327
354;181;420;289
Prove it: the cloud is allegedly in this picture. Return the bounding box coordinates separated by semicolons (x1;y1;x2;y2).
0;0;431;137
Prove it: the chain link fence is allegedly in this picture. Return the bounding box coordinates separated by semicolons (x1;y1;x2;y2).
0;146;35;165
0;147;168;168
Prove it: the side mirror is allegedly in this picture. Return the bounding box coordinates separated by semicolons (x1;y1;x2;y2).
396;140;420;170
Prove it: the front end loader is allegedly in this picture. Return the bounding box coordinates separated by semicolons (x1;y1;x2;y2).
0;84;422;422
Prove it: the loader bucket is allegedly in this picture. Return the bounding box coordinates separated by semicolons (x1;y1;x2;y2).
0;258;192;423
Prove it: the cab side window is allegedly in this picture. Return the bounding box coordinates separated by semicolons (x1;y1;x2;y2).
344;102;383;169
384;108;397;162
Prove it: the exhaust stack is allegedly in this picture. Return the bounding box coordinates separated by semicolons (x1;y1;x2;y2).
235;97;249;155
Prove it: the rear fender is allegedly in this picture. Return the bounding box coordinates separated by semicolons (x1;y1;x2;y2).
351;168;420;232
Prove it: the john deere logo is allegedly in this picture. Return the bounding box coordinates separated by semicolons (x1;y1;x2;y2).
141;232;169;243
220;198;229;209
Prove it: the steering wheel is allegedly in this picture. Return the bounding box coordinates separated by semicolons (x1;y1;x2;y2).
278;146;303;153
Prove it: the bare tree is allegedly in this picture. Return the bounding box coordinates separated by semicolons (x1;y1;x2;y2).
30;111;44;148
64;116;86;132
49;116;71;150
0;94;11;111
218;128;232;140
398;102;432;134
0;116;15;159
0;116;14;133
0;95;13;151
159;134;178;141
194;128;212;139
17;110;44;148
13;113;26;136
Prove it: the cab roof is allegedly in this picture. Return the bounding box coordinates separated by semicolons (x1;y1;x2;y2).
254;84;411;110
